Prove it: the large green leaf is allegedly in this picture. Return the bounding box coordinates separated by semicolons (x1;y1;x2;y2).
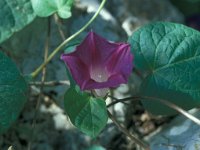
0;51;28;134
187;0;200;2
170;0;200;16
64;88;108;137
0;0;35;44
31;0;73;19
128;22;200;115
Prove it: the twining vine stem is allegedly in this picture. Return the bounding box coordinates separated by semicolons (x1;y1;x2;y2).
108;111;150;150
30;80;70;86
26;0;200;148
30;79;200;148
31;0;107;78
54;14;66;40
108;95;200;126
30;80;200;125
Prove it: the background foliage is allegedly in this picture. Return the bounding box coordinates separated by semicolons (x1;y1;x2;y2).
0;0;200;149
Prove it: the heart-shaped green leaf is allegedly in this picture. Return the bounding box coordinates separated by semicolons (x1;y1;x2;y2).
64;88;108;137
0;52;28;134
128;22;200;115
31;0;73;19
0;0;35;44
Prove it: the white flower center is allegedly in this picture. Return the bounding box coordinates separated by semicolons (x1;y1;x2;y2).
94;88;109;97
90;67;108;82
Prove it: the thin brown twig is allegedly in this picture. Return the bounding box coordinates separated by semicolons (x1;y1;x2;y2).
29;80;70;86
107;95;140;107
142;96;200;126
31;0;107;78
107;110;150;150
28;17;51;150
107;95;200;126
54;14;66;40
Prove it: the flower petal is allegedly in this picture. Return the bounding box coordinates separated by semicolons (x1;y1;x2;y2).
106;44;133;81
73;32;121;67
61;32;134;90
61;54;90;90
92;32;124;64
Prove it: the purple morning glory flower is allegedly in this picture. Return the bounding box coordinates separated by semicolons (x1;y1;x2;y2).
61;32;133;90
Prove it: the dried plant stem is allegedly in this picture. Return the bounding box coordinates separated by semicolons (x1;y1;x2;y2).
107;96;140;107
27;18;51;150
142;96;200;126
108;95;200;126
54;14;66;40
31;0;107;78
108;111;150;150
30;80;70;86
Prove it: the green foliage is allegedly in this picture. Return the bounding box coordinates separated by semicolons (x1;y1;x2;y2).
64;88;108;137
170;0;200;16
31;0;74;19
64;39;81;54
0;52;28;134
185;0;200;3
128;22;200;115
0;0;35;44
86;145;106;150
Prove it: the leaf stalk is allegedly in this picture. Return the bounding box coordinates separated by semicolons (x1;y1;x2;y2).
31;0;107;78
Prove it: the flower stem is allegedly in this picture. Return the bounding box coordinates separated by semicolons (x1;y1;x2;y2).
108;111;150;150
31;0;107;78
108;95;200;126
